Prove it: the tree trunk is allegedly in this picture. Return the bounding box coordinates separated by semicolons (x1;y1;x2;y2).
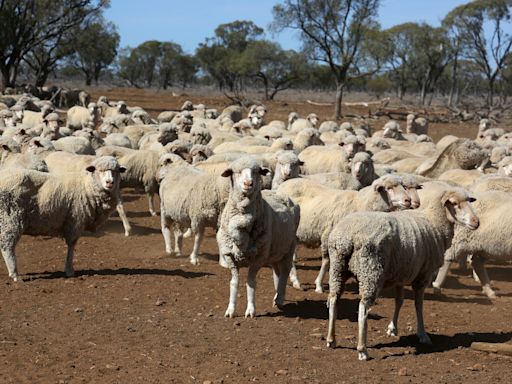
85;74;92;86
448;57;458;107
334;82;344;120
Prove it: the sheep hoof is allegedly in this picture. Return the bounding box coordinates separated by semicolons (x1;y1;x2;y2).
432;286;442;296
386;326;397;337
189;255;199;265
358;351;369;361
165;249;173;256
292;281;303;290
11;274;20;282
183;228;192;238
244;308;255;318
124;230;131;237
315;286;324;294
327;340;336;349
150;211;157;217
65;269;75;278
224;306;235;318
418;333;432;345
174;252;182;258
483;287;497;299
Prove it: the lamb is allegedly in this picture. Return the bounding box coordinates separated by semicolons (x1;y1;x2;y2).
289;113;319;133
277;174;412;293
159;154;230;265
0;156;126;281
417;139;489;178
216;156;300;318
304;151;377;190
326;185;479;360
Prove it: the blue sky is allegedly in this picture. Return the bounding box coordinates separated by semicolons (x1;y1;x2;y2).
104;0;475;53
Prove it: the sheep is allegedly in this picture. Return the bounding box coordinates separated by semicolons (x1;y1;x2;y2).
0;146;47;172
271;151;303;189
131;109;155;125
190;144;213;164
0;156;126;281
406;114;428;135
157;111;177;123
52;136;95;155
432;190;510;299
438;169;484;187
286;112;299;130
291;128;324;154
326;185;479;360
277;174;412;293
21;105;53;129
319;120;339;133
304;151;377;190
230;114;263;135
66;103;100;131
189;123;212;145
290;113;319;133
138;123;178;151
216;156;300;318
40;113;62;141
43;151;132;236
417;139;489;178
298;145;350;175
104;133;133;149
159;154;230;265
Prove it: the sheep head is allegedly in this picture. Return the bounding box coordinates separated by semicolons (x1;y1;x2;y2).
372;174;411;210
441;189;479;230
86;156;126;193
222;157;270;197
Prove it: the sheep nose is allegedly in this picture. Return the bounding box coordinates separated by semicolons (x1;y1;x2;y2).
404;197;411;206
471;216;480;229
243;180;252;187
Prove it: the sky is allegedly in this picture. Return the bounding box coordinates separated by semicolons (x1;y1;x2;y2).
104;0;476;54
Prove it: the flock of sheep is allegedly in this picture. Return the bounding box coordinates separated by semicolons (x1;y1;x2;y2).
0;92;511;360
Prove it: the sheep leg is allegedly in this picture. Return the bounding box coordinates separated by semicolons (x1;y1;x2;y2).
189;227;204;266
386;285;404;337
288;249;301;290
432;259;453;295
272;265;280;290
173;227;183;257
225;266;239;318
326;293;338;348
413;286;431;344
147;193;157;216
160;215;173;255
471;257;496;299
274;260;291;308
1;247;19;282
357;299;371;360
65;239;78;277
116;200;132;237
315;252;330;294
245;266;258;318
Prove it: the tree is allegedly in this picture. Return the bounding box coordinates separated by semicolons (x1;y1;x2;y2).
0;0;108;90
444;0;512;106
158;42;183;89
196;20;264;99
242;41;306;100
272;0;381;119
173;54;199;89
68;17;119;85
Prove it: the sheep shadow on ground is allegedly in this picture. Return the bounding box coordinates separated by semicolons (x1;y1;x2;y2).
373;331;512;359
83;223;161;238
24;268;213;281
261;297;384;322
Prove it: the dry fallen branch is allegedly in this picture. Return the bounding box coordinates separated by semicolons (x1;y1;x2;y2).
470;342;512;356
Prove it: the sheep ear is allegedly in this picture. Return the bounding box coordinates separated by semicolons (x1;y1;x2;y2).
221;168;233;177
299;160;304;166
198;150;206;158
373;181;384;192
119;166;127;173
2;144;10;151
468;197;476;203
33;140;43;147
19;129;26;135
86;165;96;173
416;184;423;190
259;167;271;176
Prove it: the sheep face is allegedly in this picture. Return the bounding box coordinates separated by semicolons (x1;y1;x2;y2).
401;180;422;209
275;154;302;182
373;176;411;210
498;157;512;176
442;192;479;230
340;139;364;159
351;154;373;181
157;154;185;181
157;125;178;145
250;114;263;128
478;118;491;132
287;112;299;128
99;121;118;134
307;113;319;127
87;157;126;193
222;162;270;197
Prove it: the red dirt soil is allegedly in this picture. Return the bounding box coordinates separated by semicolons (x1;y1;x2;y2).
1;89;511;383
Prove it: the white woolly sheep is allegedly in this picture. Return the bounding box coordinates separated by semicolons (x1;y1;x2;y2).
271;151;303;190
290;113;319;133
216;156;300;318
0;156;126;281
277;174;412;293
159;154;230;265
326;185;479;360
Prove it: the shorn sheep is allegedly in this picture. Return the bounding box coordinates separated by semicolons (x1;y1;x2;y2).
216;156;300;318
326;185;479;360
0;156;126;281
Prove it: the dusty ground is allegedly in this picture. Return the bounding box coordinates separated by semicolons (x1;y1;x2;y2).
1;89;512;383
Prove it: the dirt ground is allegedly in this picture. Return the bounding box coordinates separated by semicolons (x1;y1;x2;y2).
1;89;512;383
